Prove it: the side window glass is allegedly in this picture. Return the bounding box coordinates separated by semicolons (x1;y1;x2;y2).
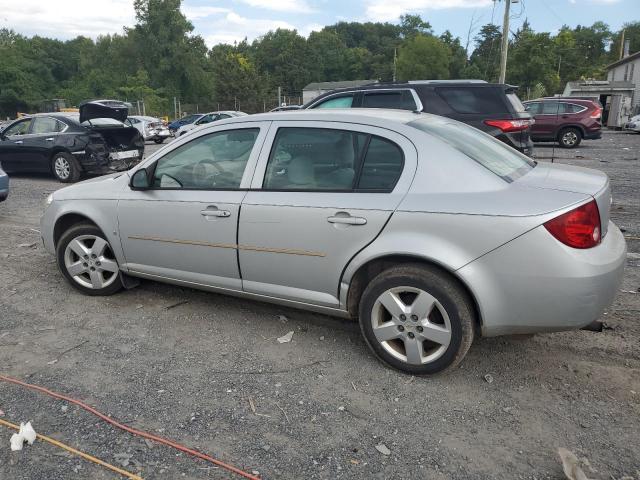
54;119;67;132
152;128;259;189
314;95;354;109
541;102;560;114
218;114;231;119
524;102;540;114
4;119;32;136
357;137;404;191
362;91;406;109
263;128;367;190
32;117;61;134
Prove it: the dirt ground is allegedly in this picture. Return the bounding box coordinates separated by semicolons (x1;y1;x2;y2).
0;132;638;479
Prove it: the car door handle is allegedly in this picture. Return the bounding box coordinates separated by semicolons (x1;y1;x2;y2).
14;140;23;144
327;215;367;225
45;137;54;142
201;207;231;218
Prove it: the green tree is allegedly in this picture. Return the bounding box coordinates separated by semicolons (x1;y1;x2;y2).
396;34;450;80
609;21;640;61
469;24;501;82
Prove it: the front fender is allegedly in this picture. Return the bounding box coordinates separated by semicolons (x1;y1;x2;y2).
41;199;125;267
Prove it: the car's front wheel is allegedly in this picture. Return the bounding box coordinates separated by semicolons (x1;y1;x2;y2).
154;138;165;144
558;127;582;148
359;264;475;375
52;152;81;183
56;224;122;296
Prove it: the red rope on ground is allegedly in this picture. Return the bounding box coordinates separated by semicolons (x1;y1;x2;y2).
0;375;260;480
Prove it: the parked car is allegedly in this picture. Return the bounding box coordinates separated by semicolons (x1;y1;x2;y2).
303;80;535;156
175;111;247;137
0;100;144;183
168;114;202;134
624;114;640;133
41;110;626;375
126;115;171;144
0;162;8;201
523;98;602;148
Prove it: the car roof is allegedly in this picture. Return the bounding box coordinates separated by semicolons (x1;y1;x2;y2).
207;108;441;129
526;98;595;104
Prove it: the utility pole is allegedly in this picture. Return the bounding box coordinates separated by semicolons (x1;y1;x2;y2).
393;48;397;82
173;97;177;119
498;0;512;84
277;86;282;107
619;29;626;60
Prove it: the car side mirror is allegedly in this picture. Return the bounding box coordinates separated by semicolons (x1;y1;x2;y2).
130;168;151;190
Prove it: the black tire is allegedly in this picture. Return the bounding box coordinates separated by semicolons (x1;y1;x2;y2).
358;264;475;375
154;138;165;144
558;127;582;149
56;223;123;296
51;152;81;183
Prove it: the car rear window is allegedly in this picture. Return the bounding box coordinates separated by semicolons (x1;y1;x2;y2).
506;92;526;113
435;87;506;114
409;119;535;182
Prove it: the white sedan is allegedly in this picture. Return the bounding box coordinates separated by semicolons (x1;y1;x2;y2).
126;116;171;144
175;111;247;137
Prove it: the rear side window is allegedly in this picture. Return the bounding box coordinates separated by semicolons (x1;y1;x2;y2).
362;90;417;111
409;119;535;182
314;95;354;109
32;117;65;134
565;103;587;113
357;137;404;190
263;127;403;192
524;102;541;114
435;87;506;114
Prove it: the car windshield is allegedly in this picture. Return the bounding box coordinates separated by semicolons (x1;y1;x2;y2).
409;118;535;182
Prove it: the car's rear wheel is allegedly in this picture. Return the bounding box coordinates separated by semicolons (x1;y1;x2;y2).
358;264;475;375
154;138;165;144
56;224;122;296
52;152;81;183
558;127;582;148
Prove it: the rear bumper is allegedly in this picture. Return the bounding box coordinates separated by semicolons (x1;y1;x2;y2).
458;221;627;336
75;149;144;175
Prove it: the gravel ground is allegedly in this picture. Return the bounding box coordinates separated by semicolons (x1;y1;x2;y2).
0;132;638;479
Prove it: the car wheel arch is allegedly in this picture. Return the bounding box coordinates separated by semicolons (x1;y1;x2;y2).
343;253;483;333
556;124;585;139
53;213;100;247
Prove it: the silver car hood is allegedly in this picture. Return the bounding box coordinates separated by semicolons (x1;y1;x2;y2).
53;172;127;201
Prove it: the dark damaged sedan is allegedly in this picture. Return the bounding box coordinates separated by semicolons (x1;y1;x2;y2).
0;101;144;183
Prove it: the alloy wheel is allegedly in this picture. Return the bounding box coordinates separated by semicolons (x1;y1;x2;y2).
64;235;119;289
54;156;71;180
562;131;578;146
371;286;452;365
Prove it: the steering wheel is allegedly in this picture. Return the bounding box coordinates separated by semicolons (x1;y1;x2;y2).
192;158;228;187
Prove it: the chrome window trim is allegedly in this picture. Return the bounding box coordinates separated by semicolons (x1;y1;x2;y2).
523;101;588;116
308;88;424;112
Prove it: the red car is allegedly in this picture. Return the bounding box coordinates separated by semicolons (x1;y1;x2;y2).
523;98;602;148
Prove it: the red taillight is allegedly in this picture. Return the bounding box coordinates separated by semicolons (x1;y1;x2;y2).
483;119;532;132
544;200;601;249
590;106;602;119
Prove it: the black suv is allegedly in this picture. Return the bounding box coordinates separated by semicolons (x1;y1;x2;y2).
303;80;534;155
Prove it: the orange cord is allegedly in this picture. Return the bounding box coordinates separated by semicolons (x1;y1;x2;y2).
0;418;143;479
0;375;260;480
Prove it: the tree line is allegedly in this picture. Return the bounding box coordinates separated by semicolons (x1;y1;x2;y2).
0;0;637;118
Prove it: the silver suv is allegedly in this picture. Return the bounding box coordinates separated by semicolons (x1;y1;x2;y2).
41;110;626;375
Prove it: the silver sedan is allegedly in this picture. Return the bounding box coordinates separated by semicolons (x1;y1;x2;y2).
40;110;626;374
